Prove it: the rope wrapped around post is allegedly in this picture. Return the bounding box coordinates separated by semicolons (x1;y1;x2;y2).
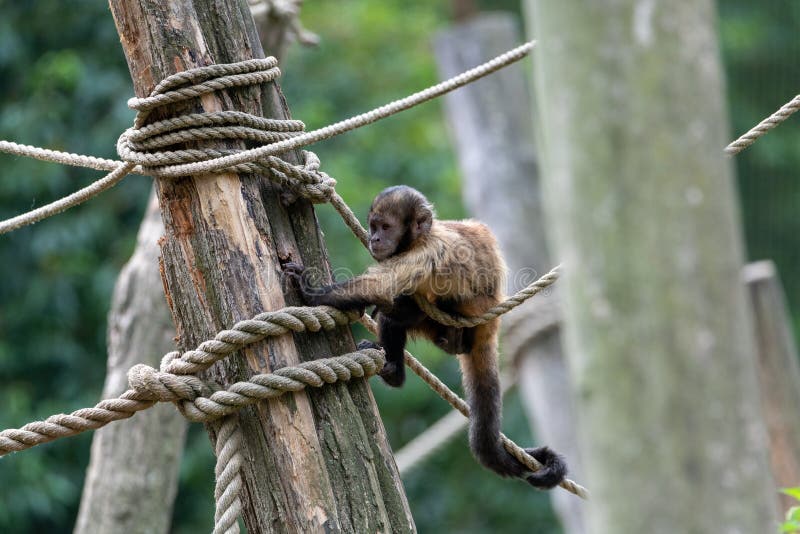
0;305;370;455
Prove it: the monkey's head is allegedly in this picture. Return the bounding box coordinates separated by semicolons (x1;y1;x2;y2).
367;186;434;261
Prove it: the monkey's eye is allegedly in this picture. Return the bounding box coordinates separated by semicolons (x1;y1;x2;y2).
381;224;390;231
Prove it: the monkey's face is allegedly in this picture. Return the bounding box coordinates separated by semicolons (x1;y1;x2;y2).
367;212;405;261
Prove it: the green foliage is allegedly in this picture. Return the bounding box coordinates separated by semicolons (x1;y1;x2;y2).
780;488;800;533
0;0;798;533
0;1;147;532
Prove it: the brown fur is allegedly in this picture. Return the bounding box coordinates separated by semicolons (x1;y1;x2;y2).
284;186;566;488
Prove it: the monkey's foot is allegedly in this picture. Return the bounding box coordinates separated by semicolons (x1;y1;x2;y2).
357;338;406;387
378;360;405;388
357;339;382;351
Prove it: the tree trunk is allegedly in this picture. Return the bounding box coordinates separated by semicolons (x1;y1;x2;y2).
75;192;186;534
108;1;413;532
744;261;800;511
525;0;778;531
433;13;584;534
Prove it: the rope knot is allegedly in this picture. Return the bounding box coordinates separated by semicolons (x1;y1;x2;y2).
267;151;337;204
127;363;212;403
114;58;340;206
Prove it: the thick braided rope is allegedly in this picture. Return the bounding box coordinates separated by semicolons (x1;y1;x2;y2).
162;306;360;375
128;350;384;422
0;306;366;455
725;93;800;155
0;348;383;454
359;314;588;499
213;415;243;534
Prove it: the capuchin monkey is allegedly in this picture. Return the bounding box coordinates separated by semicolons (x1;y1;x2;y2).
284;185;566;489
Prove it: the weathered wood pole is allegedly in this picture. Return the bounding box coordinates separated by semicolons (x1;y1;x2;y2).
433;13;584;534
525;0;778;531
744;261;800;510
109;1;414;532
75;193;186;534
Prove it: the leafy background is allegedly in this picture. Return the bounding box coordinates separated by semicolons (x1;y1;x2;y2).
0;1;797;532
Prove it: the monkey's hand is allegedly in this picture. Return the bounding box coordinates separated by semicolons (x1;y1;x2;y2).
283;261;307;287
283;262;320;305
522;446;567;490
358;339;405;387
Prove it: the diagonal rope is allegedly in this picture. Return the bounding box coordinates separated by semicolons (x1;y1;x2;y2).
145;41;536;178
414;264;561;328
359;314;589;499
0;162;135;234
725;93;800;155
0;41;536;236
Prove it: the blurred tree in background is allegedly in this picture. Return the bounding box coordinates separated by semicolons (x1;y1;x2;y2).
0;0;797;532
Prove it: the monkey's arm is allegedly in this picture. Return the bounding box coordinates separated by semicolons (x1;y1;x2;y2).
285;259;427;310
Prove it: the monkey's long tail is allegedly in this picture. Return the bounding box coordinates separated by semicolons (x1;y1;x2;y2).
459;335;566;489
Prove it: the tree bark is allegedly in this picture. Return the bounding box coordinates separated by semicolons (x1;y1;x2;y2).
525;0;778;531
744;261;800;511
433;13;584;534
108;1;413;532
75;192;186;534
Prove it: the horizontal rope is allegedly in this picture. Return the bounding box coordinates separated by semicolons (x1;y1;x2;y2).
131;349;385;422
0;140;123;172
161;305;360;375
0;305;365;455
0;348;383;455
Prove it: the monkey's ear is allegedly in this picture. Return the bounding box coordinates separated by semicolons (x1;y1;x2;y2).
413;206;433;238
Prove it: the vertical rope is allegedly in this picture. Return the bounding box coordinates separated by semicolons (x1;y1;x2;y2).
213;415;244;534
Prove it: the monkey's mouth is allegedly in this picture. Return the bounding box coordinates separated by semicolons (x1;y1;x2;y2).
369;245;391;260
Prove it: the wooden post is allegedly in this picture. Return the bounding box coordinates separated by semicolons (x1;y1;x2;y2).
108;1;413;532
525;0;778;531
744;261;800;510
433;13;585;534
